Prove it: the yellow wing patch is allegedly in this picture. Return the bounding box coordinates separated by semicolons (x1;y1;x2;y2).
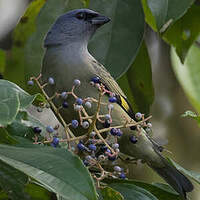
119;95;131;113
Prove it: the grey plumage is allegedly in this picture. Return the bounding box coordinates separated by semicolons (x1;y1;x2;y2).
41;9;193;199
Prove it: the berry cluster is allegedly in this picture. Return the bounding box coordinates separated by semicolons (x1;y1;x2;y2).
28;75;153;186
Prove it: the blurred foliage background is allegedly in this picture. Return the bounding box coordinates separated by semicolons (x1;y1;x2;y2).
1;0;200;199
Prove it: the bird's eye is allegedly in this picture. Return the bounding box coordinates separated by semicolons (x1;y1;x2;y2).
76;12;86;20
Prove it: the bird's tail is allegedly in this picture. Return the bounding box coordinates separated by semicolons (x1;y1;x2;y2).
149;155;193;199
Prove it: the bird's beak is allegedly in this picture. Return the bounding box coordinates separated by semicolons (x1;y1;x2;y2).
91;14;110;26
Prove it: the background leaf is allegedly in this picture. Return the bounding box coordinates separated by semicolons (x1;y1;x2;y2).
169;159;200;185
0;128;17;145
0;145;97;200
108;182;158;200
163;4;200;63
104;179;181;200
171;44;200;113
0;160;30;200
118;42;154;114
89;0;145;79
145;0;195;32
100;186;124;200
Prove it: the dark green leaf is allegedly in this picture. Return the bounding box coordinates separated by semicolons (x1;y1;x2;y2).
100;186;124;200
0;50;5;74
0;80;37;126
109;183;158;200
104;179;181;200
0;145;97;200
146;0;195;32
151;183;178;195
0;160;30;200
169;159;200;185
0;127;18;145
25;183;51;200
118;42;154;114
163;4;200;63
171;44;200;113
89;0;145;79
24;0;84;94
6;110;46;144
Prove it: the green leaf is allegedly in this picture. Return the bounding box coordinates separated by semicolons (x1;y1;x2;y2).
4;0;46;90
0;145;97;200
169;159;200;185
163;4;200;63
25;183;51;200
118;42;154;114
0;128;18;145
141;0;157;31
24;0;84;94
6;110;46;144
151;183;178;196
145;0;195;32
171;44;200;113
0;160;30;200
0;50;5;74
109;183;158;200
181;110;200;126
100;186;124;200
0;80;37;126
104;179;181;200
89;0;145;79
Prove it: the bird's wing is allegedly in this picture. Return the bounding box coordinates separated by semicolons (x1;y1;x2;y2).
91;59;135;119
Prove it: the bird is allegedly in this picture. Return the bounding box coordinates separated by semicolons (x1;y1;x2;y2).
41;8;193;199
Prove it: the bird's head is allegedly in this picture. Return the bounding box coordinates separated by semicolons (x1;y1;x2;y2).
44;9;110;47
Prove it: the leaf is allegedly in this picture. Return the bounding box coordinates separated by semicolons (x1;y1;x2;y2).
6;110;46;144
105;179;181;200
109;183;158;200
0;145;97;200
169;159;200;185
146;0;195;32
151;183;178;196
89;0;145;79
163;4;200;63
0;160;30;200
25;183;51;200
24;0;84;94
4;0;46;90
0;128;18;145
171;44;200;113
0;50;5;74
100;186;124;200
0;80;37;126
181;110;200;126
118;42;154;114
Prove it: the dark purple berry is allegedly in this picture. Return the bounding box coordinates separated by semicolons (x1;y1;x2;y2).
130;126;137;130
77;142;85;151
109;96;117;103
62;101;69;108
33;127;42;134
73;79;81;86
51;137;59;147
110;128;118;136
116;129;123;136
103;120;111;128
46;125;54;133
108;155;116;161
135;112;142;120
119;172;126;179
76;98;83;105
91;77;100;83
88;144;96;151
71;120;79;128
130;135;138;144
83;160;89;166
